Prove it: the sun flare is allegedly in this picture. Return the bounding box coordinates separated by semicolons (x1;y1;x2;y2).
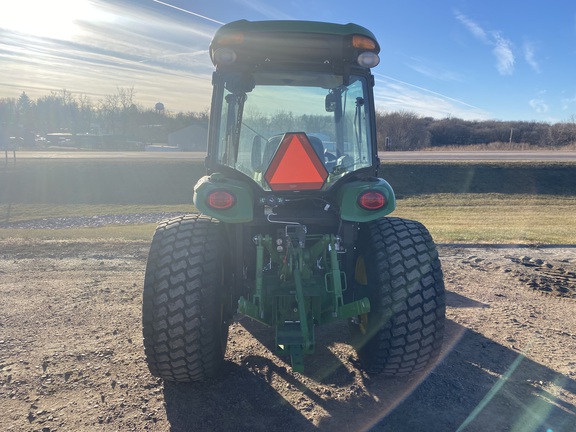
0;0;96;40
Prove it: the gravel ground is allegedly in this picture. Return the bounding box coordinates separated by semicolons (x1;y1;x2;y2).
0;238;575;431
0;213;184;230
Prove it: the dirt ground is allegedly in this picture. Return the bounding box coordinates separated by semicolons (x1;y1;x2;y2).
0;239;575;432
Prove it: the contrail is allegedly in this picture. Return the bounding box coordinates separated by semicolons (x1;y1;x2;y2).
374;72;483;111
152;0;225;25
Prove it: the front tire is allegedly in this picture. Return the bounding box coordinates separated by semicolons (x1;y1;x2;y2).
352;217;445;376
142;214;229;382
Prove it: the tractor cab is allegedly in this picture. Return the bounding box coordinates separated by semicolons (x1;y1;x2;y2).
207;20;381;188
143;20;445;380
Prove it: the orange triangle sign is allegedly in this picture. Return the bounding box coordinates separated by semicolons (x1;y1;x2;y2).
264;133;328;191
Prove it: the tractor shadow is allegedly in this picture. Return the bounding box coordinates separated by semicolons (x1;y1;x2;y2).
162;293;576;431
236;316;357;385
162;361;313;432
359;319;576;432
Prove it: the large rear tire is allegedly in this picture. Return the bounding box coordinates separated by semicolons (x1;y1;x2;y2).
352;217;445;376
142;214;229;382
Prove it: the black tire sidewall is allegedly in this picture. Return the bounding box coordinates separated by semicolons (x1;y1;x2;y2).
354;217;445;375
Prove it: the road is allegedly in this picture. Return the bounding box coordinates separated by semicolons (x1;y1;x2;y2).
380;150;576;161
10;150;576;161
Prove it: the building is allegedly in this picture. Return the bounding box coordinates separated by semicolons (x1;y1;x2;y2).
168;124;208;151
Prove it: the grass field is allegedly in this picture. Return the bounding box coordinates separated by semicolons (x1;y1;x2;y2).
394;194;576;244
1;159;575;244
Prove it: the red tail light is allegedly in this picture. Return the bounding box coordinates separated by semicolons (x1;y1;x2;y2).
358;191;386;210
207;190;236;209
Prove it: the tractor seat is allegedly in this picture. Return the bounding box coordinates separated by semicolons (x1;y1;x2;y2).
263;134;324;168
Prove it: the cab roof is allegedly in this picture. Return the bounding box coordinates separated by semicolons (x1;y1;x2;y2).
213;19;379;46
210;20;380;70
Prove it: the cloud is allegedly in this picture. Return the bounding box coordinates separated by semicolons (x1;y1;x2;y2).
561;94;576;110
234;0;294;20
454;11;515;76
0;1;218;112
407;57;463;82
492;32;514;75
529;98;549;113
454;11;489;43
523;41;541;73
373;73;490;120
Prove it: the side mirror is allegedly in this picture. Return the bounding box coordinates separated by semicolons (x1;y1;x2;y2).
325;93;338;112
326;91;342;121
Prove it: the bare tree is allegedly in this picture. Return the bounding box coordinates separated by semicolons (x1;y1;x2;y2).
376;111;430;150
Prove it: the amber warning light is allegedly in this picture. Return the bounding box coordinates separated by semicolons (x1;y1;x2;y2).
264;133;328;191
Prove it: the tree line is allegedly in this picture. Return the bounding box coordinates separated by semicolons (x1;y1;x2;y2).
0;88;207;148
376;111;576;150
2;89;576;150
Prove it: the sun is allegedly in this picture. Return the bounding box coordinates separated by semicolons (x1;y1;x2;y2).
0;0;96;40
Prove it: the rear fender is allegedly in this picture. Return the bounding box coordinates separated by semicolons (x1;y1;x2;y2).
193;174;254;223
337;178;396;222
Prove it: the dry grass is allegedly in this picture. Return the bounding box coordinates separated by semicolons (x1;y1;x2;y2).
1;159;574;244
1;194;575;244
422;142;576;151
393;194;576;244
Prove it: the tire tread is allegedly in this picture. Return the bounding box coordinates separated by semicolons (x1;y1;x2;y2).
356;217;446;376
142;214;227;382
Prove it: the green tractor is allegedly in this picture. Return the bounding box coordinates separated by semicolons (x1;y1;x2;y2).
142;20;445;381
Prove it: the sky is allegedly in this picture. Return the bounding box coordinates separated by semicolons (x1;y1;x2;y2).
1;0;576;122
